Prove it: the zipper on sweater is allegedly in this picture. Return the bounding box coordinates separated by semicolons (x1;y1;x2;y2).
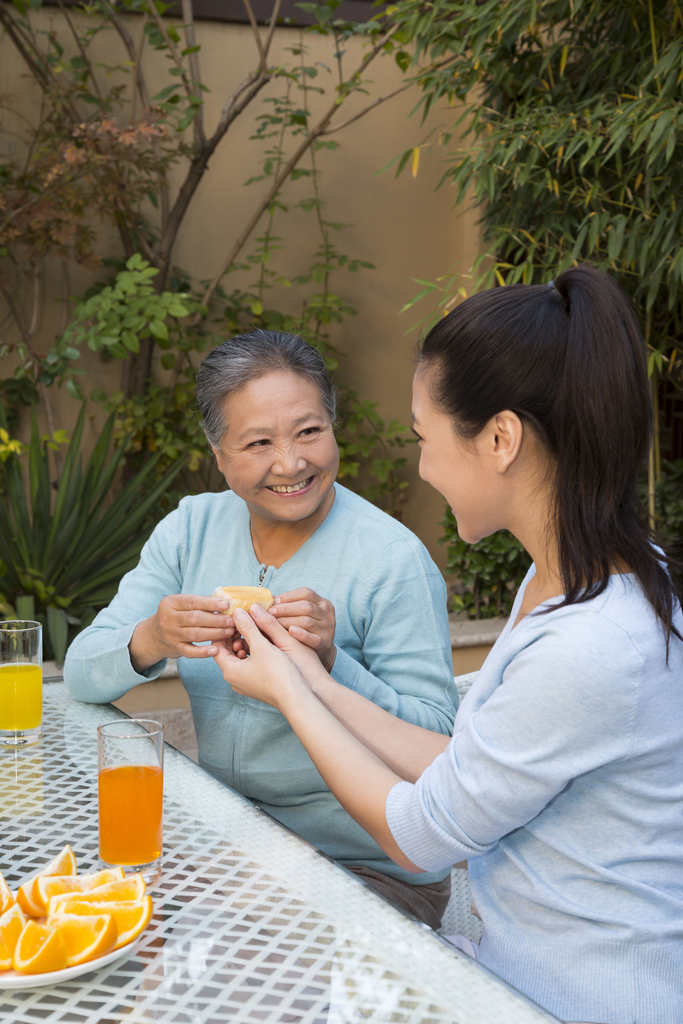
258;565;266;586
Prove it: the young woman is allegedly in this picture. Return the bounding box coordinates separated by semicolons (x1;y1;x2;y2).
211;268;683;1024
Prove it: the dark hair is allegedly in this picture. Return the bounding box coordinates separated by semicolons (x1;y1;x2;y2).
418;265;683;647
195;329;336;447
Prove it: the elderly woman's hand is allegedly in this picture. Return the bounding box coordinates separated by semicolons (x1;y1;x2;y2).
129;594;236;672
269;588;337;671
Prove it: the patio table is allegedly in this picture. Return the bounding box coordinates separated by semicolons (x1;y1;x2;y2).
0;682;559;1024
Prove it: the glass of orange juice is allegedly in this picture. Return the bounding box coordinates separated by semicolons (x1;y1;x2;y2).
97;719;164;884
0;620;42;748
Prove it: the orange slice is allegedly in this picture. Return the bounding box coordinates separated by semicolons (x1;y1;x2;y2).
48;874;146;915
44;845;77;877
13;921;67;974
16;879;43;919
88;874;146;901
82;867;125;889
52;913;117;967
35;875;88;913
0;873;14;916
49;896;152;950
0;903;27;970
16;845;77;918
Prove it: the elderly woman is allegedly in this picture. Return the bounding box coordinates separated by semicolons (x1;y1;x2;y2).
65;329;457;928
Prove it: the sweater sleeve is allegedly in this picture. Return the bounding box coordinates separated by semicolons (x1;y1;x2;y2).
386;614;642;872
331;537;457;734
63;505;186;704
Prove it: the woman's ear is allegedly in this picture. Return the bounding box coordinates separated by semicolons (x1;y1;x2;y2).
212;446;225;474
489;410;524;474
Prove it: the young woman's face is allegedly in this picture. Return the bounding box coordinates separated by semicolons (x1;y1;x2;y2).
412;366;511;544
213;370;340;525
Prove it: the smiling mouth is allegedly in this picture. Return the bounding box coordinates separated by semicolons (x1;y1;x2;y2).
266;475;315;495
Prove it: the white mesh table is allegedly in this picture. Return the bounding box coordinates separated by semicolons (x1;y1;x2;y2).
0;683;559;1024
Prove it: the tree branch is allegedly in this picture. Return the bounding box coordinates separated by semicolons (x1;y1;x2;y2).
129;25;145;123
27;266;39;341
100;2;170;228
242;0;267;70
56;0;106;111
239;0;283;74
153;70;271;285
0;5;49;90
146;1;195;107
215;70;268;135
0;275;28;343
103;2;152;112
321;82;412;135
0;168;93;237
0;5;82;122
263;0;283;63
59;260;71;336
200;26;399;308
181;0;205;148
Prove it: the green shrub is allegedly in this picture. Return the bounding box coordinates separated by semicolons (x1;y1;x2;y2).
641;459;683;539
0;405;183;665
440;508;532;620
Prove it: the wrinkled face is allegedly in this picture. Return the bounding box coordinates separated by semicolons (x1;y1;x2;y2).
212;370;340;524
412;366;502;544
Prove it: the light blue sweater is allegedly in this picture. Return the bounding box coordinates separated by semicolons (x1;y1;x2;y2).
387;568;683;1023
65;484;457;884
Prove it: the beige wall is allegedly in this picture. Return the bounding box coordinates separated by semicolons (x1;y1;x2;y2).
0;11;481;566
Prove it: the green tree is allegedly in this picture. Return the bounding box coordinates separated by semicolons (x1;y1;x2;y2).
1;0;416;516
389;0;683;507
382;0;683;605
0;0;404;397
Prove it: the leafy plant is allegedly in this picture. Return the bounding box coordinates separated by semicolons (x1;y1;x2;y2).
387;0;683;518
379;0;683;593
62;253;206;366
440;508;532;620
0;0;406;402
1;1;415;520
640;459;683;539
61;164;413;518
0;404;183;664
334;390;411;519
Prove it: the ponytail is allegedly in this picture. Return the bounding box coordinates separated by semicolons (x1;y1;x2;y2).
419;265;683;648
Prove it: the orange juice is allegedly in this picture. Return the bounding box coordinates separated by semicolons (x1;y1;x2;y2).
98;765;163;866
0;663;42;730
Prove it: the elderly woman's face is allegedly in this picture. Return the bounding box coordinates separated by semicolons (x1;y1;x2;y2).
212;370;340;524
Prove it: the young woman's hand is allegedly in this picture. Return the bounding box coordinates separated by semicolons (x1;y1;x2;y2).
216;609;419;874
213;607;308;711
248;602;332;683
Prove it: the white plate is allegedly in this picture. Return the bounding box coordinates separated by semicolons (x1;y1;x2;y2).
0;937;141;989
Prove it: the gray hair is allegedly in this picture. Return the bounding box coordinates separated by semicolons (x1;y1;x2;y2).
196;329;337;448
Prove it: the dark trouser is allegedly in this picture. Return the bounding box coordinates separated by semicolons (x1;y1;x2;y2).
348;865;451;930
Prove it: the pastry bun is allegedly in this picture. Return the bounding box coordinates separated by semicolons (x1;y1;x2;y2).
213;586;274;614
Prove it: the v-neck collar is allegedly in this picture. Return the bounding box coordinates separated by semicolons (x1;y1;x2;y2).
237;483;340;587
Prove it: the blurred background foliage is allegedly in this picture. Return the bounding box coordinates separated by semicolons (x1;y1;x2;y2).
440;510;532;621
0;404;183;662
4;0;683;631
386;0;683;614
0;0;416;654
0;0;424;659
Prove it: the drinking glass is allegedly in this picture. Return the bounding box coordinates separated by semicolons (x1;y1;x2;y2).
0;620;42;748
97;719;164;884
